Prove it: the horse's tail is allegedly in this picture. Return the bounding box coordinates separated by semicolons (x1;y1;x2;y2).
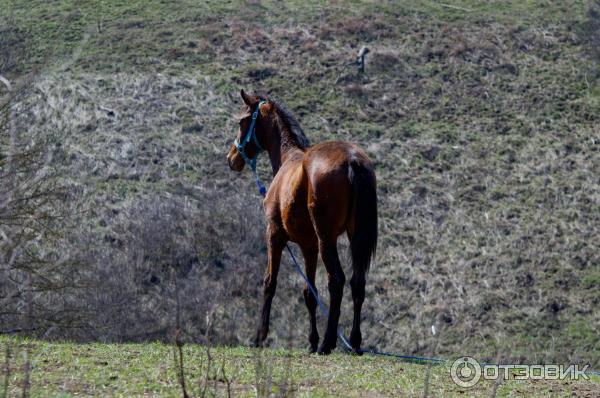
348;160;377;273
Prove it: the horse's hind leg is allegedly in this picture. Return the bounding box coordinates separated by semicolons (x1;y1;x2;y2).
349;270;365;353
317;239;345;355
255;223;286;347
307;171;350;354
300;243;319;353
346;227;365;353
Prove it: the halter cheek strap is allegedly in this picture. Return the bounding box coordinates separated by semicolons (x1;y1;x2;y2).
234;100;267;171
233;100;268;195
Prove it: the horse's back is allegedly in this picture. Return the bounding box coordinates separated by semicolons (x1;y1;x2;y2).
303;141;373;195
303;141;374;240
304;141;372;171
266;140;374;244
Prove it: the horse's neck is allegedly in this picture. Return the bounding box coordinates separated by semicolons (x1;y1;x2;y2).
267;143;303;176
267;114;304;175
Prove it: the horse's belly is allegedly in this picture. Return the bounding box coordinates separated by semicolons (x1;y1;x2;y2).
278;167;316;245
282;200;315;244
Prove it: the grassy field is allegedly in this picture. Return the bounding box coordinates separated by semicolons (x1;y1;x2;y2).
2;338;599;397
1;0;599;377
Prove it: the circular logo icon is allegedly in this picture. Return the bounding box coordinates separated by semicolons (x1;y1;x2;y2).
450;356;482;388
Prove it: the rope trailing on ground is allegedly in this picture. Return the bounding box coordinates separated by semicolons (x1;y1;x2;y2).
254;172;451;361
251;170;600;376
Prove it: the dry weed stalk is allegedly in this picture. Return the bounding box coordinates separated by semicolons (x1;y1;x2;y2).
489;354;502;397
253;346;273;398
199;347;213;398
1;342;12;398
421;324;440;398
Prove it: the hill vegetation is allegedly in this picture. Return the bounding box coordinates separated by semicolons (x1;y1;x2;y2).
1;0;599;375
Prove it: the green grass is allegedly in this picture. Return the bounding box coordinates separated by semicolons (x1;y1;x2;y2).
2;338;599;397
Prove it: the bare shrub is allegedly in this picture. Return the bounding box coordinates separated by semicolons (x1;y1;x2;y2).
57;187;266;345
581;0;600;66
0;14;29;76
0;74;76;339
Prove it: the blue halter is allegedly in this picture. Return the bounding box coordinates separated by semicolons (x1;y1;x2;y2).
234;100;268;196
234;100;267;172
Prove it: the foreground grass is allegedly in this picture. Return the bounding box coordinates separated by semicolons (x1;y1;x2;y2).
1;338;599;397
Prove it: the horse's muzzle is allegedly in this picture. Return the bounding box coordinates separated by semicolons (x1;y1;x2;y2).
227;145;245;172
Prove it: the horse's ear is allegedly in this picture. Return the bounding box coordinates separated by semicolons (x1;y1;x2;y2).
259;101;273;117
240;89;254;106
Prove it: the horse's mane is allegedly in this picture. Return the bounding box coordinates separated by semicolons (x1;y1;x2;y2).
260;94;310;149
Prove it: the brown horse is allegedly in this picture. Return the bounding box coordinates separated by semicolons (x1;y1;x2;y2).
227;90;377;355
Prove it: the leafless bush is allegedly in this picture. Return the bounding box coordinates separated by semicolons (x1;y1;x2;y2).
1;74;268;345
0;74;75;338
0;14;29;76
582;0;600;66
53;187;267;345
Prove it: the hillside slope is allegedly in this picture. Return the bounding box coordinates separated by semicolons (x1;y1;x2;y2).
2;0;599;365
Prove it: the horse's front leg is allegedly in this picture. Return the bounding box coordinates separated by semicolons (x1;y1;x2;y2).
255;223;286;347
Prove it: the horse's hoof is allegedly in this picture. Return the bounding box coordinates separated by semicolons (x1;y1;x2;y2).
254;337;266;348
308;346;318;354
349;330;362;351
318;346;333;355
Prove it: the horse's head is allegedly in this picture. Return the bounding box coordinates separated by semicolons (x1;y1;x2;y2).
227;89;273;172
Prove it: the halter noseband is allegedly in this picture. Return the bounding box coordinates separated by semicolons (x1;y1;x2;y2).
234;100;267;172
